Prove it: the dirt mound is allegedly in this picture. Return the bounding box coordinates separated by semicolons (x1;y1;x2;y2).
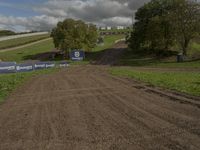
94;41;127;65
0;65;200;150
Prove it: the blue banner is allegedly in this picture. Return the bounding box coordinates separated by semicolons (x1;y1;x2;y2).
16;64;34;72
45;62;56;68
70;50;85;61
0;62;16;73
59;61;69;67
34;62;46;70
0;61;69;74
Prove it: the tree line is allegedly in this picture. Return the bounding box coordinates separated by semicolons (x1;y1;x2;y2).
51;19;98;58
0;30;16;37
128;0;200;57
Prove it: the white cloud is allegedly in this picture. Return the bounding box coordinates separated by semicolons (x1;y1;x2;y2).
101;17;132;26
0;14;63;32
0;0;151;32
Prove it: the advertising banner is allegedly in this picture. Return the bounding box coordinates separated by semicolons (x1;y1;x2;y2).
0;61;69;74
59;61;69;67
0;62;16;73
16;64;34;72
34;62;46;70
45;62;56;68
70;50;85;61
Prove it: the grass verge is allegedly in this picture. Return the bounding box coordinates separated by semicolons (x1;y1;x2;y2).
110;68;200;96
0;68;57;103
150;60;200;68
0;34;50;50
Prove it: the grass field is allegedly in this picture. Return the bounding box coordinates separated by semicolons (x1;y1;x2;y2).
149;60;200;68
110;68;200;96
0;39;54;62
93;35;125;52
0;34;50;50
0;68;57;103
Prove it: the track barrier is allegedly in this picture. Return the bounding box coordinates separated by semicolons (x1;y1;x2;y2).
0;61;69;74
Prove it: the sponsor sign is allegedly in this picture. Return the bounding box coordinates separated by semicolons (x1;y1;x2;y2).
59;61;69;67
34;62;46;70
0;62;16;73
70;50;85;61
0;61;69;74
16;64;34;72
45;62;56;68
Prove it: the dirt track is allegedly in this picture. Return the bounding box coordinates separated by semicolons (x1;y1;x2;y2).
0;65;200;150
95;41;126;65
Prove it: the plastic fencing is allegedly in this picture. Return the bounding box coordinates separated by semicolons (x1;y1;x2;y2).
0;61;69;74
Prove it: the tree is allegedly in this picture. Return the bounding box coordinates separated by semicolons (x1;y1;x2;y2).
128;0;175;52
170;0;200;56
51;19;98;58
84;24;98;51
128;0;200;56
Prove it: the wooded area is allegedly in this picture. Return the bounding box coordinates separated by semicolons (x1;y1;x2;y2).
128;0;200;57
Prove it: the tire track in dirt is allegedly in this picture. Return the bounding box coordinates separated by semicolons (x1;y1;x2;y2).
0;65;200;150
101;92;200;149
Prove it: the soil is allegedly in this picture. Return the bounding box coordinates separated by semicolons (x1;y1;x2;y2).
0;65;200;150
94;41;126;65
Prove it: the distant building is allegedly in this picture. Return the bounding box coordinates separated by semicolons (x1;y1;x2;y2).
100;27;106;30
117;26;125;30
106;26;112;30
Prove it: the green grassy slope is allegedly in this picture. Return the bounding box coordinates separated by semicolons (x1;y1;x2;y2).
0;34;50;49
93;35;125;52
0;39;54;62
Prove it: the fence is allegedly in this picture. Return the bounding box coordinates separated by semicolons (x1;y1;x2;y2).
0;61;69;74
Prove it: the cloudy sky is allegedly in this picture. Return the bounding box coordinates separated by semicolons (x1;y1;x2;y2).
0;0;151;32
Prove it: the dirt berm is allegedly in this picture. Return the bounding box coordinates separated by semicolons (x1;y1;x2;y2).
0;65;200;150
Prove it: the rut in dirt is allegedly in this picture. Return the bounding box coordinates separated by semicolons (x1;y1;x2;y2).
0;65;200;150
